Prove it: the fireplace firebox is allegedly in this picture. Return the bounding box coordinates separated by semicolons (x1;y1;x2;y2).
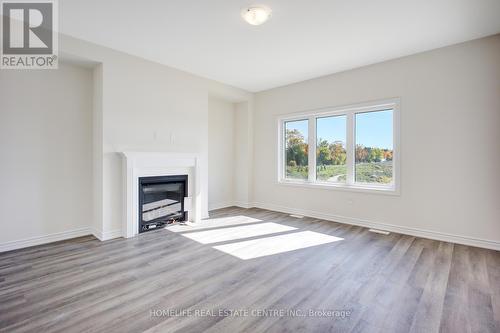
138;175;187;233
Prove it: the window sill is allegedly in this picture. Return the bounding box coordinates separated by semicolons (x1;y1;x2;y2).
277;179;400;196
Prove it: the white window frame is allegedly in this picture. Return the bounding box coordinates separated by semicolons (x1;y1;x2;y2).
277;98;400;195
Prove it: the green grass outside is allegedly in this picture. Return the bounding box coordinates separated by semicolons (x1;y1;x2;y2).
286;165;308;180
316;164;347;182
355;162;392;184
286;162;392;184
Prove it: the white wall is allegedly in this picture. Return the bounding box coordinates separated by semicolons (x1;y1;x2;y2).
6;32;497;251
208;97;235;210
234;101;254;207
100;52;210;237
60;34;252;239
62;36;212;238
0;34;252;249
253;35;500;249
207;97;255;211
92;64;103;236
0;63;93;249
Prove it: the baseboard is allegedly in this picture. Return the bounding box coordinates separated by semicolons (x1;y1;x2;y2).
0;227;92;252
208;201;236;211
91;228;122;241
208;201;253;210
252;202;500;251
233;201;253;209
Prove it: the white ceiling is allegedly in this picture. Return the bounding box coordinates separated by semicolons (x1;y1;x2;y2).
60;0;500;92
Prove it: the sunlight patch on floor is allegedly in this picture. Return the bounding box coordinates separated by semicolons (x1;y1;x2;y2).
213;231;343;260
181;222;296;244
166;215;262;233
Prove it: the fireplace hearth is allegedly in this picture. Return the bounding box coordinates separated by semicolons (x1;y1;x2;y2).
138;175;187;233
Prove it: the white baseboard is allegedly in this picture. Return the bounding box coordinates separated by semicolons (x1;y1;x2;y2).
208;201;253;210
5;204;495;252
208;201;236;211
233;201;253;209
91;228;122;241
0;227;92;252
252;201;500;251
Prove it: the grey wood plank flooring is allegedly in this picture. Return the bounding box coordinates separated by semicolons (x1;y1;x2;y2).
0;207;498;333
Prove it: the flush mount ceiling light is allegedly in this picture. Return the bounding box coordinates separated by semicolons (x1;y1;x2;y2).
241;6;272;26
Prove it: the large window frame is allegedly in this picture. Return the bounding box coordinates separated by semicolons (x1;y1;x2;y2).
277;99;400;194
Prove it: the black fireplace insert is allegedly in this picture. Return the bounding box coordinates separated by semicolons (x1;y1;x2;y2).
138;175;187;233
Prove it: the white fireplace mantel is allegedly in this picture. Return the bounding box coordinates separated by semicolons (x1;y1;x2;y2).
121;152;202;238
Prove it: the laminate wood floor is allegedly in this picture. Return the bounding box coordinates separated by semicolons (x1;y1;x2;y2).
1;207;499;333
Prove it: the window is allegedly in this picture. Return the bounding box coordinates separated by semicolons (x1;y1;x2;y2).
355;110;393;185
284;119;308;180
316;115;347;183
278;100;399;193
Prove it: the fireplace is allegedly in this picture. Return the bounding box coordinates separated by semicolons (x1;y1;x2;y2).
138;175;187;233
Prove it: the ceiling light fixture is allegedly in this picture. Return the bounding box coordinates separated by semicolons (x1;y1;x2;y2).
241;6;272;26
